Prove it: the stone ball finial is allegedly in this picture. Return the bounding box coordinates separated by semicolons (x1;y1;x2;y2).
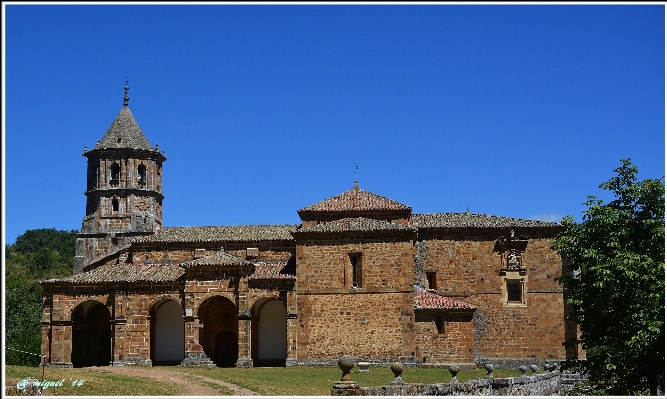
449;363;460;375
391;362;403;378
390;362;405;385
338;355;356;382
449;363;460;382
519;365;527;375
484;363;494;378
530;364;538;373
544;362;550;372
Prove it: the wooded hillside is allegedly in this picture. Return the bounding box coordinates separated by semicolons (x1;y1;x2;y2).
5;228;78;366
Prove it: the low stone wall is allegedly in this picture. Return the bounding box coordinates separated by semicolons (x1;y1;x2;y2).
333;371;562;396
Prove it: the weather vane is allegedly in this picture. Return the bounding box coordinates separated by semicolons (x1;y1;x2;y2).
123;76;130;107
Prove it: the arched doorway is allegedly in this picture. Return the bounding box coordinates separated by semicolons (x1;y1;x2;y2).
151;299;185;366
198;296;238;367
71;301;111;368
215;331;238;368
252;298;287;367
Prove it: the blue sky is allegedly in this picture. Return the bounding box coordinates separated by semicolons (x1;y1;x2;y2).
3;4;665;244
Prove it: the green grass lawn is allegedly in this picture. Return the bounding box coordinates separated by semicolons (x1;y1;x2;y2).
5;364;533;396
4;365;183;396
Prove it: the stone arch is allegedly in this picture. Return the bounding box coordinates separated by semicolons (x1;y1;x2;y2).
71;300;111;368
193;292;236;317
197;295;238;367
67;296;111;321
150;299;185;366
251;297;287;367
247;292;284;312
148;294;181;311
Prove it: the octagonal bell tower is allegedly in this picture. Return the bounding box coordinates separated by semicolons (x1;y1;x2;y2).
74;81;167;274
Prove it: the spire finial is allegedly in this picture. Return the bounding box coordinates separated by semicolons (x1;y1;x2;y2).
123;76;129;107
354;163;359;188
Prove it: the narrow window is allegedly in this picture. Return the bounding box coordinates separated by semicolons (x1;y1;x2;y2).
349;253;362;288
137;164;147;187
435;316;447;334
426;272;437;290
110;163;120;184
112;198;119;213
507;280;523;303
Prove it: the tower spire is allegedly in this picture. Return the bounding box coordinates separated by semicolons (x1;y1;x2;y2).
123;76;129;107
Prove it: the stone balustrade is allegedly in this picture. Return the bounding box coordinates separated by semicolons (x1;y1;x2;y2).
331;357;568;396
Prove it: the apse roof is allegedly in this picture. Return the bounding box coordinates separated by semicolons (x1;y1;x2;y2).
298;183;411;214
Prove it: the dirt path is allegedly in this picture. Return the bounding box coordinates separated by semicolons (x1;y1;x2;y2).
90;366;260;396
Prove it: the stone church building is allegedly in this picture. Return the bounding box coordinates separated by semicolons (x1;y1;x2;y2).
40;87;578;369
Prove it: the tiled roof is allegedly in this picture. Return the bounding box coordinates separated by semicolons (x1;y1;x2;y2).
295;217;416;234
298;184;411;214
410;213;561;229
134;225;300;244
414;288;478;310
180;251;254;268
41;264;184;284
93;106;156;151
249;260;296;280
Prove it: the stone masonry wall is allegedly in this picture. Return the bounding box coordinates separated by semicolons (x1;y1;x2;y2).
419;228;568;363
297;292;415;365
296;236;414;291
296;234;416;365
414;310;475;365
132;242;293;264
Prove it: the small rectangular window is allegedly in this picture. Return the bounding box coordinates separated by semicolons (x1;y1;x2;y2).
426;272;437;290
435;316;447;334
507;280;522;303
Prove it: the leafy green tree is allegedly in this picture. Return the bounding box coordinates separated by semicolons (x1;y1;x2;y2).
5;277;43;366
5;228;78;366
553;159;665;395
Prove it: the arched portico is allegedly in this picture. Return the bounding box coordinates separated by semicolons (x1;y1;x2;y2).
198;295;238;367
251;297;287;367
150;299;185;365
71;300;111;368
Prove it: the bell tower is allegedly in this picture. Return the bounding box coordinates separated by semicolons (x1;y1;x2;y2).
74;80;167;273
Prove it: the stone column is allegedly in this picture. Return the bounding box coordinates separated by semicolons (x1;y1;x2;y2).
41;323;51;366
285;311;298;366
285;290;298;366
48;322;72;367
236;311;253;368
111;317;127;366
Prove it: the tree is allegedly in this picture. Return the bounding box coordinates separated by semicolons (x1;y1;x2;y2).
552;159;665;395
5;228;78;366
5;277;43;366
